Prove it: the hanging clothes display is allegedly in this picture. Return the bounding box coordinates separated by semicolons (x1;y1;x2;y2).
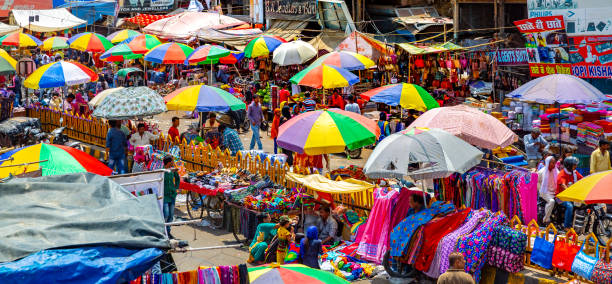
434;167;537;223
356;187;399;263
130;264;249;284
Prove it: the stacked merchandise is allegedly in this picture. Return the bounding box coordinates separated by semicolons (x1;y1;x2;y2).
319;242;376;281
486;226;528;273
224;177;275;204
239;150;287;166
129;265;249;284
182;169;253;195
577;122;603;149
242;187;316;213
329;165;368;181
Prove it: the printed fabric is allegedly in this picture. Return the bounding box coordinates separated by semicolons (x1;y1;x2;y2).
428;209;490;278
457;212;508;283
356;187;399;263
592;259;612;284
389;201;455;257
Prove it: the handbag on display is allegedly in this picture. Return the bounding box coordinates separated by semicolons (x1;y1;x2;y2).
529;225;556;270
486;246;524;273
492;225;528;255
591;242;612;284
552;230;580;271
571;235;600;280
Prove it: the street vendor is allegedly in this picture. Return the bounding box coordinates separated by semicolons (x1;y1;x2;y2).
247;214;276;264
524;128;548;168
276;215;294;264
130;123;159;147
319;206;338;245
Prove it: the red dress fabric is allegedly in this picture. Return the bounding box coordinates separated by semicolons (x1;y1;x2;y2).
413;208;470;272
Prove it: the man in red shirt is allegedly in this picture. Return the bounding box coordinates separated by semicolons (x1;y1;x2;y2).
556;156;582;229
168;117;180;142
330;91;345;109
279;84;291;105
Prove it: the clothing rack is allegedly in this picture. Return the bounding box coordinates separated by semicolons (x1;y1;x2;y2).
130;264;249;284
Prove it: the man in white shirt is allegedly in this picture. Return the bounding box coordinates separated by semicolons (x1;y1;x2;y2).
344;95;361;114
129;123;159;147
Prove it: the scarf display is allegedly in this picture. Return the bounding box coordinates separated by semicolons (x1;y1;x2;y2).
129;265;249;284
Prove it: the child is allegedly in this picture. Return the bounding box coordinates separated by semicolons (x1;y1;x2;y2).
163;155;180;237
299;226;322;269
275;215;293;264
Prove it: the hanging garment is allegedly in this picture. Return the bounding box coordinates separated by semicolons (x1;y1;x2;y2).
356;187;399;263
389;189;423;231
389;201;455;257
413;209;470;272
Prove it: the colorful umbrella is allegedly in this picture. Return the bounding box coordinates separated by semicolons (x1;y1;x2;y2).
244;35;286;58
40;37;69;51
0;32;42;47
0;49;16;74
117;67;143;77
272;40;317;66
277;108;379;155
24;61;98;89
248;264;349;284
557;170;612;204
0;143;112;178
364;127;483;180
123;34;162;53
407;104;518;149
360;83;438;111
68;32;114;52
92;86;167;120
507;74;607;104
290;64;359;89
88;87;124;108
311;51;375;71
219;51;244;64
106;29;141;44
164;84;246;112
100;43;147;59
144;43;194;64
185;44;231;64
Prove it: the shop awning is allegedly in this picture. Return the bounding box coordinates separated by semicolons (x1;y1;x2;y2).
194;28;262;50
336;31;392;60
396;41;463;55
309;30;346;52
10;9;86;32
285;172;374;194
266;19;307;42
143;11;245;40
0;22;19;36
58;0;115;28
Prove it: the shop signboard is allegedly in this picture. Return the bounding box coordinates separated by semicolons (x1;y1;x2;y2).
492;48;530;66
264;0;316;20
0;0;52;17
119;0;174;12
527;0;612;36
514;15;572;77
568;35;612;78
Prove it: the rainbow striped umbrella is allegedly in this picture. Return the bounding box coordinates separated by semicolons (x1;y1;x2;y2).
100;43;147;59
0;143;112;178
360;83;439;111
558;170;612;204
144;43;194;64
106;29;141;44
24;61;98;89
248;264;349;284
244;35;286;58
312;51;375;71
40;37;69;51
0;32;42;47
68;32;114;52
290;64;359;89
124;34;162;54
165;84;246;112
0;49;16;74
185;44;230;64
194;51;244;65
277;108;379;155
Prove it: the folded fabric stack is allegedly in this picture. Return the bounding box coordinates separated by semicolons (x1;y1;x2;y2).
577;122;604;149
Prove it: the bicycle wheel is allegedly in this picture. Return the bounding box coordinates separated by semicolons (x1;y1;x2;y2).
382;250;414;278
185;191;205;219
206;196;224;229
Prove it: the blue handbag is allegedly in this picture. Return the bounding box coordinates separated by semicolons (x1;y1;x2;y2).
571;236;600;280
530;226;556;270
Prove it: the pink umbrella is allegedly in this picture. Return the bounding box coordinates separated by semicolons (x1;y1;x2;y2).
407;104;517;149
143;11;245;40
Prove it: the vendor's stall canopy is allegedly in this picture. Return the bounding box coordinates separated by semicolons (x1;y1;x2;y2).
195;28;263;50
10;9;86;33
285;173;374;194
394;7;453;35
397;41;463;55
58;0;115;29
335;31;393;61
0;22;19;36
143;11;245;40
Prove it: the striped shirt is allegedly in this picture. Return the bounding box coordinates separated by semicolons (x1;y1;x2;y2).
303;98;316;112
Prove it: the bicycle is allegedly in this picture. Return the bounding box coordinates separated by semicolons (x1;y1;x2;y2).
185;191;224;229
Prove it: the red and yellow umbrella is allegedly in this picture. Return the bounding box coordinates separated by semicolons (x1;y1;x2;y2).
68;32;114;52
0;143;112;178
0;32;42;47
557;170;612;204
106;29;141;44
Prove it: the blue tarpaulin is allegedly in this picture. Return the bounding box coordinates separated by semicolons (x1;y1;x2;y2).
58;0;116;28
0;246;163;284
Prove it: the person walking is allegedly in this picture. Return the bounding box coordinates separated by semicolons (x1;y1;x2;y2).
590;139;611;174
271;108;281;154
168;117;180;142
162;155;180;238
524;128;548;168
247;95;264;150
105;120;127;174
344;95;360;114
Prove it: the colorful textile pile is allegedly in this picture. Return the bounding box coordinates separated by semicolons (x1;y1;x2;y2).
242;187;315;213
125;13;173;26
129;264;249;284
486;226;528;273
330;165;368;181
577;122;603;149
356;187;398;263
434;167;537;224
320;242;375;281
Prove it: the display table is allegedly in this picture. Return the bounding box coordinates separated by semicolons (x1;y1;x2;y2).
179;180;222;196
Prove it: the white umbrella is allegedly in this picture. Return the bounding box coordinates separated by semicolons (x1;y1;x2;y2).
272;40;317;66
88;87;124;108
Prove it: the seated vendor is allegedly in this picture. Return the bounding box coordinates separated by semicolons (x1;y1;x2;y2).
319;206;338;245
408;194;425;216
248;214;276;264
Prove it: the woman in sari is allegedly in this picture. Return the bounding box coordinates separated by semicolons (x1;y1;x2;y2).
247;214;276;264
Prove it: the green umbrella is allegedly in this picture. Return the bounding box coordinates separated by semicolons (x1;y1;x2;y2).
117;67;143;77
0;56;15;74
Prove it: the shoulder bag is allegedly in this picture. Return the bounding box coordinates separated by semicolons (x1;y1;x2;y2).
572;235;600;280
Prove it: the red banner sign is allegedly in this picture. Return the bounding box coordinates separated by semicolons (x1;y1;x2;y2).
514;16;565;33
567;35;612;78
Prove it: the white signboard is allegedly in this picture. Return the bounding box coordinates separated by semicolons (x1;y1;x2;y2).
527;0;612;36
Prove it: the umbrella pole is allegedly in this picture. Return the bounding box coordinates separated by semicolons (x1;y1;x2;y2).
144;61;148;87
233;64;242;79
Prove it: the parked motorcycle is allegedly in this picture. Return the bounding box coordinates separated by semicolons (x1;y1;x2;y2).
573;203;612;245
